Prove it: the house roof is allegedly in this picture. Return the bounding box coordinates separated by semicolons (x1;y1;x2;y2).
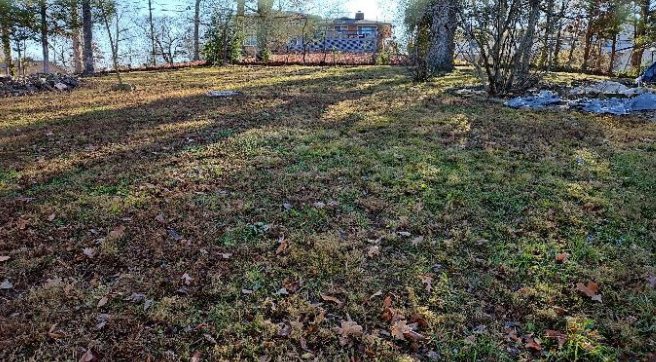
332;17;391;26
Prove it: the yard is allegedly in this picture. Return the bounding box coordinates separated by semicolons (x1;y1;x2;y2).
1;66;655;361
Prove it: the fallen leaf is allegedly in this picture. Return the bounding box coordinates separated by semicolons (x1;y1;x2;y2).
369;290;383;299
397;231;411;237
79;349;97;362
221;253;232;259
155;214;166;223
314;201;326;209
525;336;542;351
83;248;96;259
108;226;126;239
276;288;289;296
321;294;343;307
97;296;109;308
336;318;363;336
646;274;656;289
181;273;194;286
545;330;566;347
367;245;380;258
576;281;602;302
167;229;182;241
390;320;425;341
276;236;289;255
242;289;253;295
0;256;10;262
421;274;433;293
553;306;568;316
1;279;13;289
191;350;202;362
411;236;424;246
47;213;56;221
555;253;569;264
96;314;110;330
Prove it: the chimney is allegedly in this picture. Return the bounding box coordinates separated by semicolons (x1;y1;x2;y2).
355;11;364;21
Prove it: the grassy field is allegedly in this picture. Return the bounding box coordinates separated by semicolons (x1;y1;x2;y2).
1;66;655;361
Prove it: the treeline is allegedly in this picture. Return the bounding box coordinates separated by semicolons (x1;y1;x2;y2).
407;0;655;94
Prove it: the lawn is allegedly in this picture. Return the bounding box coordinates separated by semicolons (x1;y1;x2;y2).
1;66;655;361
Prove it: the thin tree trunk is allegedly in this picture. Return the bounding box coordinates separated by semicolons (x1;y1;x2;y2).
40;1;49;73
539;0;556;68
148;0;156;66
581;13;595;71
552;0;568;68
99;1;122;84
193;0;201;61
631;0;650;69
82;0;94;75
608;32;617;74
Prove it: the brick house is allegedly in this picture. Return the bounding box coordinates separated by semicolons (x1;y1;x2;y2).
244;12;392;55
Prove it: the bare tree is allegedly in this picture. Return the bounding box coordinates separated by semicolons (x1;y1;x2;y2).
460;0;544;95
39;0;50;73
193;0;202;60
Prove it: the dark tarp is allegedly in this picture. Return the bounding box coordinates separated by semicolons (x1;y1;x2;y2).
642;62;656;83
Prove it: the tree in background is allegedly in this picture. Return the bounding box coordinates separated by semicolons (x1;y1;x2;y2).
0;0;18;75
256;0;273;61
631;0;652;69
81;0;94;74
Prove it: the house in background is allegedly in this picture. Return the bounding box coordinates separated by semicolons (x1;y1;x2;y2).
243;11;392;55
289;12;392;53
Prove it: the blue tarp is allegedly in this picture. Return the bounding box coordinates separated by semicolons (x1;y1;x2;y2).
642;62;656;83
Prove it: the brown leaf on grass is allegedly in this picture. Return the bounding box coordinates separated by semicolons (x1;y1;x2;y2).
409;313;428;329
276;236;288;255
576;281;602;302
553;306;568;316
646;274;656;289
191;350;202;362
321;294;343;307
421;274;433;293
383;295;392;309
369;290;383;299
524;336;543;351
79;349;97;362
390;320;425;341
336;318;363;336
108;226;126;239
97;296;109;308
0;256;10;262
155;214;166;223
367;245;380;258
181;273;194;286
545;330;567;347
555;253;569;264
83;248;96;259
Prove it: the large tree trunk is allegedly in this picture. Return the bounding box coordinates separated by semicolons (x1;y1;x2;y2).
514;0;540;82
193;0;201;61
82;0;94;75
0;11;12;76
40;1;50;73
424;0;458;73
257;0;274;60
631;0;650;69
148;0;156;66
70;1;83;73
